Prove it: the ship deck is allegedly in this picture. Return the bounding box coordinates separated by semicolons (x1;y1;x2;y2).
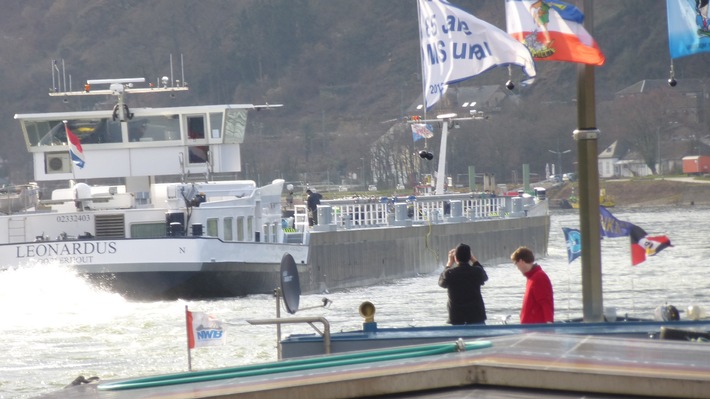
35;332;710;399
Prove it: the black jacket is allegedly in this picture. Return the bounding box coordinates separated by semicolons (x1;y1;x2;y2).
438;261;488;325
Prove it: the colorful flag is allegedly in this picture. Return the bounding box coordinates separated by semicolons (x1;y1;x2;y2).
667;0;710;59
630;224;672;266
599;205;632;238
411;123;434;142
562;227;581;263
186;310;226;349
506;0;605;65
64;123;85;169
418;0;536;109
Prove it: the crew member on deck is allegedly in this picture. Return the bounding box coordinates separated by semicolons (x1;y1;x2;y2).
306;189;321;226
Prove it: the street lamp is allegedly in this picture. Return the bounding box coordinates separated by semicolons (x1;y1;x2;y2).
360;157;366;188
549;148;571;176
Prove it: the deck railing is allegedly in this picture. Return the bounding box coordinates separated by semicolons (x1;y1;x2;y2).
288;193;545;234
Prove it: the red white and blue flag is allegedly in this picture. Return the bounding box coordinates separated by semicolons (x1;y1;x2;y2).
506;0;605;65
64;122;85;169
418;0;536;109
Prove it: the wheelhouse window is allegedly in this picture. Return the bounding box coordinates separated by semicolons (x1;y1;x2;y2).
187;115;208;164
25;118;122;147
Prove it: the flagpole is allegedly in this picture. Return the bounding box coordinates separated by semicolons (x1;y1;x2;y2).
185;305;192;371
574;0;603;322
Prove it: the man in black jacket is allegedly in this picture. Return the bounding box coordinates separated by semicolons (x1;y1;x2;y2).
305;189;322;226
438;243;488;325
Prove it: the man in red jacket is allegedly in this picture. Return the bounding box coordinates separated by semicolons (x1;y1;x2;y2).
511;246;554;324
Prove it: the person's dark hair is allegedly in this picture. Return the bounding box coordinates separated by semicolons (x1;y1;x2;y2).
455;243;471;264
306;189;312;194
511;246;535;263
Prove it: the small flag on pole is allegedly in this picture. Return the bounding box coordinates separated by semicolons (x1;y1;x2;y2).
630;224;672;266
411;123;434;142
186;306;226;371
63;121;85;169
562;227;581;263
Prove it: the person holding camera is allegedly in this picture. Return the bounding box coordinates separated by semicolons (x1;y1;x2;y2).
438;243;488;325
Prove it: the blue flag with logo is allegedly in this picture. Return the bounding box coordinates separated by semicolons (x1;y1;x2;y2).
562;227;582;263
667;0;710;59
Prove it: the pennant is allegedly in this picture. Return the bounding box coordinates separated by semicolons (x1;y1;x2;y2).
562;227;581;263
667;0;710;59
411;123;434;142
630;224;672;266
418;0;536;109
186;310;226;349
64;123;85;169
506;0;605;65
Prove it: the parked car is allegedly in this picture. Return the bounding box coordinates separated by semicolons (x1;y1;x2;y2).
563;173;577;182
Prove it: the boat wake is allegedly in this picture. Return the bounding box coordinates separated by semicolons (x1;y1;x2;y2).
0;263;127;331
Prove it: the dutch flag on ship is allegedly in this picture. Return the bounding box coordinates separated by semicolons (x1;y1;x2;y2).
63;121;85;169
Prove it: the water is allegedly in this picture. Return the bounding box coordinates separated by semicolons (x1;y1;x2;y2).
2;206;709;398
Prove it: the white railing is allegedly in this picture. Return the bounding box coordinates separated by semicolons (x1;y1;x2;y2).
281;194;545;242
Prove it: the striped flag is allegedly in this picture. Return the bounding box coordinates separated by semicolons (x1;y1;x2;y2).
506;0;605;65
63;122;85;169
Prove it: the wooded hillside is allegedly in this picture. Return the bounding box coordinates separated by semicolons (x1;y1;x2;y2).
1;1;709;188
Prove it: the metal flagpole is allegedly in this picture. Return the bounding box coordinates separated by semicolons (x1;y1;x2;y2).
185;305;192;371
575;0;603;322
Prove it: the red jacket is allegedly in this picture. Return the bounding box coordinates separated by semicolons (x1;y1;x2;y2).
521;264;554;324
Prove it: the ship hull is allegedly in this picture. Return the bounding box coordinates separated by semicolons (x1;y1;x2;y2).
1;215;550;301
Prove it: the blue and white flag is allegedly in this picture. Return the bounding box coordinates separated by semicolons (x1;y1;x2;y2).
187;310;226;349
667;0;710;59
418;0;536;109
562;227;582;263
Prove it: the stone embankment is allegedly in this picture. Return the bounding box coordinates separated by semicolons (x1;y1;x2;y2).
546;177;710;208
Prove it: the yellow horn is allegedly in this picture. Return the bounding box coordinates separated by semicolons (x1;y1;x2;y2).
359;301;376;323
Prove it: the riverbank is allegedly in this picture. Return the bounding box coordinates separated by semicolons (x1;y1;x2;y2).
546;177;710;208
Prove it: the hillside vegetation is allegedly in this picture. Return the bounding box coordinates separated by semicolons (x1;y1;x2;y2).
2;1;710;187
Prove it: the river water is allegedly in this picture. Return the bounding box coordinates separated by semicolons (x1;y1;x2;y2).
2;206;709;398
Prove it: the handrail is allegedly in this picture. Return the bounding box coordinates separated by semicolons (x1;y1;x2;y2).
247;316;331;357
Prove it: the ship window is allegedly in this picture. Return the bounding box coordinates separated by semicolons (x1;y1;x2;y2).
209;112;222;139
187;115;208;163
133;115;181;142
247;216;253;242
224;217;233;241
24;118;123;147
131;222;165;238
206;218;218;237
236;216;245;241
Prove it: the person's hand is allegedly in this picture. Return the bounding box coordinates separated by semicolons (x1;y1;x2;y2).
470;254;478;264
447;249;456;267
